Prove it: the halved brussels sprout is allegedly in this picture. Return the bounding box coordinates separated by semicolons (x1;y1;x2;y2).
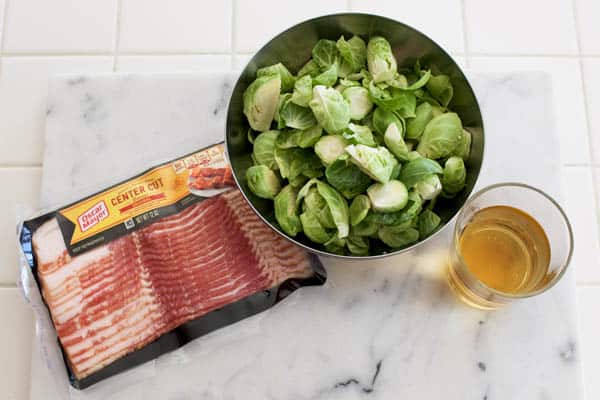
246;165;281;199
414;174;442;200
452;129;472;159
243;74;281;131
342;86;373;120
426;74;454;107
309;86;351;134
345;144;398;183
366;36;397;83
367;180;409;212
315;135;349;165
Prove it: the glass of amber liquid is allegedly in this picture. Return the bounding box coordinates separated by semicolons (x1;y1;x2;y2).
448;183;573;310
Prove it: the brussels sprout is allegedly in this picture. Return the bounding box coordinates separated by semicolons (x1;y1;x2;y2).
416;113;463;159
351;218;379;236
378;226;419;248
426;74;454;107
342;86;373;120
343;123;376;146
431;106;444;117
303;187;336;229
297;125;323;148
300;210;331;244
314;135;349;165
316;180;350;238
309;86;351;134
384;123;409;161
337;36;367;73
291;75;313;107
406;102;434;140
274;185;302;236
313;63;338;87
325;156;372;199
442;156;467;195
367;190;421;228
452;129;472;159
372;107;403;136
407;151;422;161
414;174;442;200
346;234;369;255
367;180;409;212
345;144;398;183
312;39;339;69
418;209;441;239
350;194;371;226
274;93;291;128
246;165;281;199
253;130;279;169
243;74;281;131
279;99;317;130
400;157;443;188
366;36;397;83
297;59;321;78
339;77;361;89
257;63;295;92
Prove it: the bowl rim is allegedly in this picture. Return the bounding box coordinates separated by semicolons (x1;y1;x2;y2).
225;12;485;259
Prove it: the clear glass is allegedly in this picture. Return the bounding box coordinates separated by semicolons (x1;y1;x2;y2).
447;183;573;310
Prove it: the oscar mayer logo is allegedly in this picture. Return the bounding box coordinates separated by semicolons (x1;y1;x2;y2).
77;200;109;232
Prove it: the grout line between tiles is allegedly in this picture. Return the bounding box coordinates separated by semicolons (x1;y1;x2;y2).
563;163;600;168
0;0;9;76
0;163;42;169
576;282;600;288
230;0;236;70
1;50;233;57
570;0;600;244
112;0;122;72
459;0;470;68
469;52;581;59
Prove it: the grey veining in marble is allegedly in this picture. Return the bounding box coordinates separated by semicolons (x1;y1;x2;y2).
30;72;583;400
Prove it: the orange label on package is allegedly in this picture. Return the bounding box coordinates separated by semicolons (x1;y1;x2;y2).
56;143;233;253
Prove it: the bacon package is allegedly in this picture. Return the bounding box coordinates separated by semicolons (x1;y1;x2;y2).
19;143;326;389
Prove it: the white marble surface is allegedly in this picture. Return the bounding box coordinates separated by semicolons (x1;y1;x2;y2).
27;72;583;400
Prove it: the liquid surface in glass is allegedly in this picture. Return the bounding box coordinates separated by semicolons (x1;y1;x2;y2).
458;205;551;294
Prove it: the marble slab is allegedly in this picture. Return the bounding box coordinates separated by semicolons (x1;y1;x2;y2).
29;72;583;400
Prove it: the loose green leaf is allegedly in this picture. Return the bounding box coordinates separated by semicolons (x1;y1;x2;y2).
418;209;441;239
291;75;313;107
378;226;419;247
297;125;323;148
297;59;321;78
337;35;367;73
346;234;369;255
325;156;372;199
399;157;443;188
279;100;317;130
303;186;336;229
403;70;431;90
343;123;376;146
372;107;404;136
300;210;332;243
313;63;339;87
350;194;370;226
312;39;340;69
384;122;409;161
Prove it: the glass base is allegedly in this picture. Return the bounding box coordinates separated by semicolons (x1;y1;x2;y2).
446;266;505;310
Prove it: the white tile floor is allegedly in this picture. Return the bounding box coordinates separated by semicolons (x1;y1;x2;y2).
0;0;598;398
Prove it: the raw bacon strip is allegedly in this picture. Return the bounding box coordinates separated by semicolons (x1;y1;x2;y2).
33;190;315;380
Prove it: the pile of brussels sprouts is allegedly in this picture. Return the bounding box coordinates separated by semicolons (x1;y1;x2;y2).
243;35;470;255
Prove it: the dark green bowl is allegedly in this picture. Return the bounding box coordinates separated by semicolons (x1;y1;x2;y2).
225;13;484;259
